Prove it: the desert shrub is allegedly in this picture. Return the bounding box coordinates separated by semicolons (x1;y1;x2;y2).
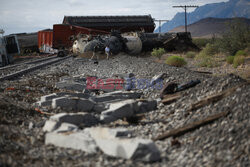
165;56;187;67
186;51;196;58
235;50;247;57
151;48;166;59
219;18;250;55
195;43;219;60
198;56;217;68
226;56;234;64
233;55;245;68
195;43;220;68
192;38;213;48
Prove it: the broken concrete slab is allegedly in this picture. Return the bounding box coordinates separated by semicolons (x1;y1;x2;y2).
100;99;157;123
52;97;95;112
40;93;58;102
56;81;86;92
43;120;60;132
45;131;97;153
137;100;157;114
86;127;132;138
50;112;99;127
36;100;53;107
100;99;137;123
91;92;142;103
87;127;160;162
54;123;78;133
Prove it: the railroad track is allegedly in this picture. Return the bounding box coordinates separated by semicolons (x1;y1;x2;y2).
0;54;57;71
0;55;71;81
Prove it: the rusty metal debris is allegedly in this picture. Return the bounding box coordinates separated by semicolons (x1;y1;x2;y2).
160;80;200;99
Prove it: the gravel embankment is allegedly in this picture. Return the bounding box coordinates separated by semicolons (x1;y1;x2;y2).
0;54;249;167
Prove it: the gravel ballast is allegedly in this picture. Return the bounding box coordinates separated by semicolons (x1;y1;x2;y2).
0;54;249;167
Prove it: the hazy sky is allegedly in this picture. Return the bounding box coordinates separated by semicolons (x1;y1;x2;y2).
0;0;229;35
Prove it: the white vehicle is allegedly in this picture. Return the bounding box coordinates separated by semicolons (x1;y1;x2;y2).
0;29;20;67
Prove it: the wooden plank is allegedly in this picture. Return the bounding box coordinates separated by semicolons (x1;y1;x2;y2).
153;111;229;141
188;84;244;112
161;93;181;105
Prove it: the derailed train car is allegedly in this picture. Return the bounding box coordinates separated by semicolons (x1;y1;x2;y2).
72;31;199;57
5;32;39;54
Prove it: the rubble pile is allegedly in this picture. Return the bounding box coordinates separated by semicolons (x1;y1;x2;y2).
0;54;249;166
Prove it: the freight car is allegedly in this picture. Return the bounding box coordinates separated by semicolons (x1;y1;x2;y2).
6;32;39;54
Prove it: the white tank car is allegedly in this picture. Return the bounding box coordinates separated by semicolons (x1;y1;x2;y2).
123;36;142;55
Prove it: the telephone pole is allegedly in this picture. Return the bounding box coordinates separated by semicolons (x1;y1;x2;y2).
173;5;198;33
154;19;169;33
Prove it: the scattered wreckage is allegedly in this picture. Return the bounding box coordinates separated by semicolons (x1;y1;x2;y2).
34;71;203;162
71;31;199;57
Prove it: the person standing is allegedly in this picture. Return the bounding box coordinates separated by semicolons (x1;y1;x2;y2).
91;45;99;60
105;46;110;59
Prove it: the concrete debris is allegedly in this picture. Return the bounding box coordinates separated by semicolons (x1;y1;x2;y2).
45;131;98;153
36;92;90;107
54;123;78;133
43;113;99;132
50;112;99;126
100;99;137;123
36;91;143;114
43;120;60;132
87;127;161;162
44;127;160;162
90;91;142;103
113;73;135;79
52;97;95;112
150;73;167;87
137;100;157;114
100;99;157;123
56;81;86;92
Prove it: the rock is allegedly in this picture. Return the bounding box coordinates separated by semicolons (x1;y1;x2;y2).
92;103;108;113
36;100;53;107
28;122;34;129
52;97;95;112
91;91;142;103
113;73;135;79
54;123;78;133
87;127;161;162
45;131;97;153
43;120;60;132
137;100;157;114
50;112;99;127
100;99;137;123
40;93;58;102
100;99;157;123
150;73;167;88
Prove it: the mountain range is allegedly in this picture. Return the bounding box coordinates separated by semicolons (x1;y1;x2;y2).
157;0;250;33
168;17;250;38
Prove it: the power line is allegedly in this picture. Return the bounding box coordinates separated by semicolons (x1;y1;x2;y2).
173;5;198;33
154;19;169;33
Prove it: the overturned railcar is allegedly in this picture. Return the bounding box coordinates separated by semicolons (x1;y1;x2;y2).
63;15;155;33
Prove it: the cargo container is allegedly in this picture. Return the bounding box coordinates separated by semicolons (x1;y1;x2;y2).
53;24;109;49
38;29;53;53
63;15;155;33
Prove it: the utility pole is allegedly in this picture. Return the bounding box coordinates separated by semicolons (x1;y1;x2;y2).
173;5;198;33
154;19;169;33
